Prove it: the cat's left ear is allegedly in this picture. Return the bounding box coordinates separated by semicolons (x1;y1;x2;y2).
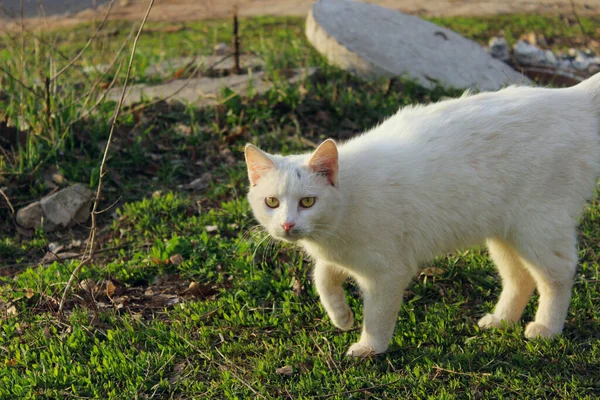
245;144;275;186
308;139;338;186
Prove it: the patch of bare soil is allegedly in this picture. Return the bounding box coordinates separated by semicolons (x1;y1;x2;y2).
1;274;228;322
1;0;598;33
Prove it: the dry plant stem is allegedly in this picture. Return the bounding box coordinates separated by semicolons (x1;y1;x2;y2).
570;0;588;46
232;5;241;74
0;66;39;96
58;0;156;317
0;188;15;215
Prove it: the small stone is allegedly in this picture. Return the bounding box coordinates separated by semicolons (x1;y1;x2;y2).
205;225;218;233
40;184;93;232
520;32;547;47
543;50;558;66
214;42;231;55
179;172;212;191
567;48;580;58
488;37;509;62
174;123;192;136
514;40;545;66
582;48;596;57
559;59;573;70
573;55;590;70
16;202;43;230
169;254;184;265
48;242;61;253
275;365;294;375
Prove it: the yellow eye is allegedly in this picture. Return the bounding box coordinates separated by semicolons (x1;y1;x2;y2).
300;197;316;208
265;197;280;208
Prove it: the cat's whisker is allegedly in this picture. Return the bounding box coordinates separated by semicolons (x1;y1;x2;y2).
251;234;272;261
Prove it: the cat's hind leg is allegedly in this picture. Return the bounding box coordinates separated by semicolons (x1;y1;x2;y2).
314;262;354;331
515;230;578;339
478;238;536;330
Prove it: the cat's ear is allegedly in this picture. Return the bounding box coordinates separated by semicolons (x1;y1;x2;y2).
245;144;275;186
308;139;338;186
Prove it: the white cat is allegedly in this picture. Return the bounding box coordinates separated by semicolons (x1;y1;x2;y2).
244;73;600;357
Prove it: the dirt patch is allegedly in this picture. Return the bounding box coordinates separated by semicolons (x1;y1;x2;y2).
2;0;598;32
1;274;228;321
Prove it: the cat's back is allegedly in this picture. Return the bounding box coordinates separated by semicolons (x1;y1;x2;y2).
339;84;600;166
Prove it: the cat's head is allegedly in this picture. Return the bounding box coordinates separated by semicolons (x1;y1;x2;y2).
244;140;342;243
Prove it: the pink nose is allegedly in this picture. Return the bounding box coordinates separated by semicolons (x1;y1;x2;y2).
281;222;295;232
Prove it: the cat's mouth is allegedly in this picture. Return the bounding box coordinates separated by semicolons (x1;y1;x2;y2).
274;229;303;242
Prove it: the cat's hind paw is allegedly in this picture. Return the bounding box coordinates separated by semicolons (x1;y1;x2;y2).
345;343;376;358
345;341;387;358
331;308;354;331
477;314;506;330
524;322;559;339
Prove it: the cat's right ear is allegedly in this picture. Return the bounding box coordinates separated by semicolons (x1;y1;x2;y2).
245;144;275;186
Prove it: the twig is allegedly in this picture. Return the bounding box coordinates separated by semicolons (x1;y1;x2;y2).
433;365;491;377
44;75;51;126
232;5;241;75
0;188;15;214
58;0;156;316
570;0;588;46
0;65;39;97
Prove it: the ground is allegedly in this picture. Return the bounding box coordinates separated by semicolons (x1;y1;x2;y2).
2;0;600;31
0;9;599;400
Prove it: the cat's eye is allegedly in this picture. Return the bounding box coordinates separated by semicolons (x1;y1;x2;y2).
265;197;280;208
300;197;316;208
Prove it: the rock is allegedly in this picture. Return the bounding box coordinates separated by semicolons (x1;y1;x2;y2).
488;37;510;62
305;0;529;90
107;67;316;107
567;48;581;58
544;50;558;66
519;32;547;47
16;202;43;230
42;166;66;189
513;40;558;67
179;172;212;191
214;42;231;55
559;59;573;70
39;184;93;231
143;54;264;78
572;54;590;70
514;40;544;65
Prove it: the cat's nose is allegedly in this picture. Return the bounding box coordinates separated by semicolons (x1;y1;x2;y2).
281;222;296;232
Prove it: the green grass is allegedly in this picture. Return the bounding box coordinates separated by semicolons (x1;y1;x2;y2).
1;13;600;399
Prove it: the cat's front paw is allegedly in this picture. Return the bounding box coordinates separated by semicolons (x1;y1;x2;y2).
524;322;559;339
345;342;387;358
331;307;354;331
478;313;506;330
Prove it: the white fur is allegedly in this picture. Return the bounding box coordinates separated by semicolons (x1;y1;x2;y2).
245;73;600;357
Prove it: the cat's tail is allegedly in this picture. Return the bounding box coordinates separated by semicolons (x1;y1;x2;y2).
575;72;600;108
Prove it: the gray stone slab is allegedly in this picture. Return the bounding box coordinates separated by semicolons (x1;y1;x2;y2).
143;54;265;78
106;67;316;107
306;0;531;90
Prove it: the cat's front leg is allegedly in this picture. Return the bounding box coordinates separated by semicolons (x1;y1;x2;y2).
314;261;354;330
346;273;410;358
